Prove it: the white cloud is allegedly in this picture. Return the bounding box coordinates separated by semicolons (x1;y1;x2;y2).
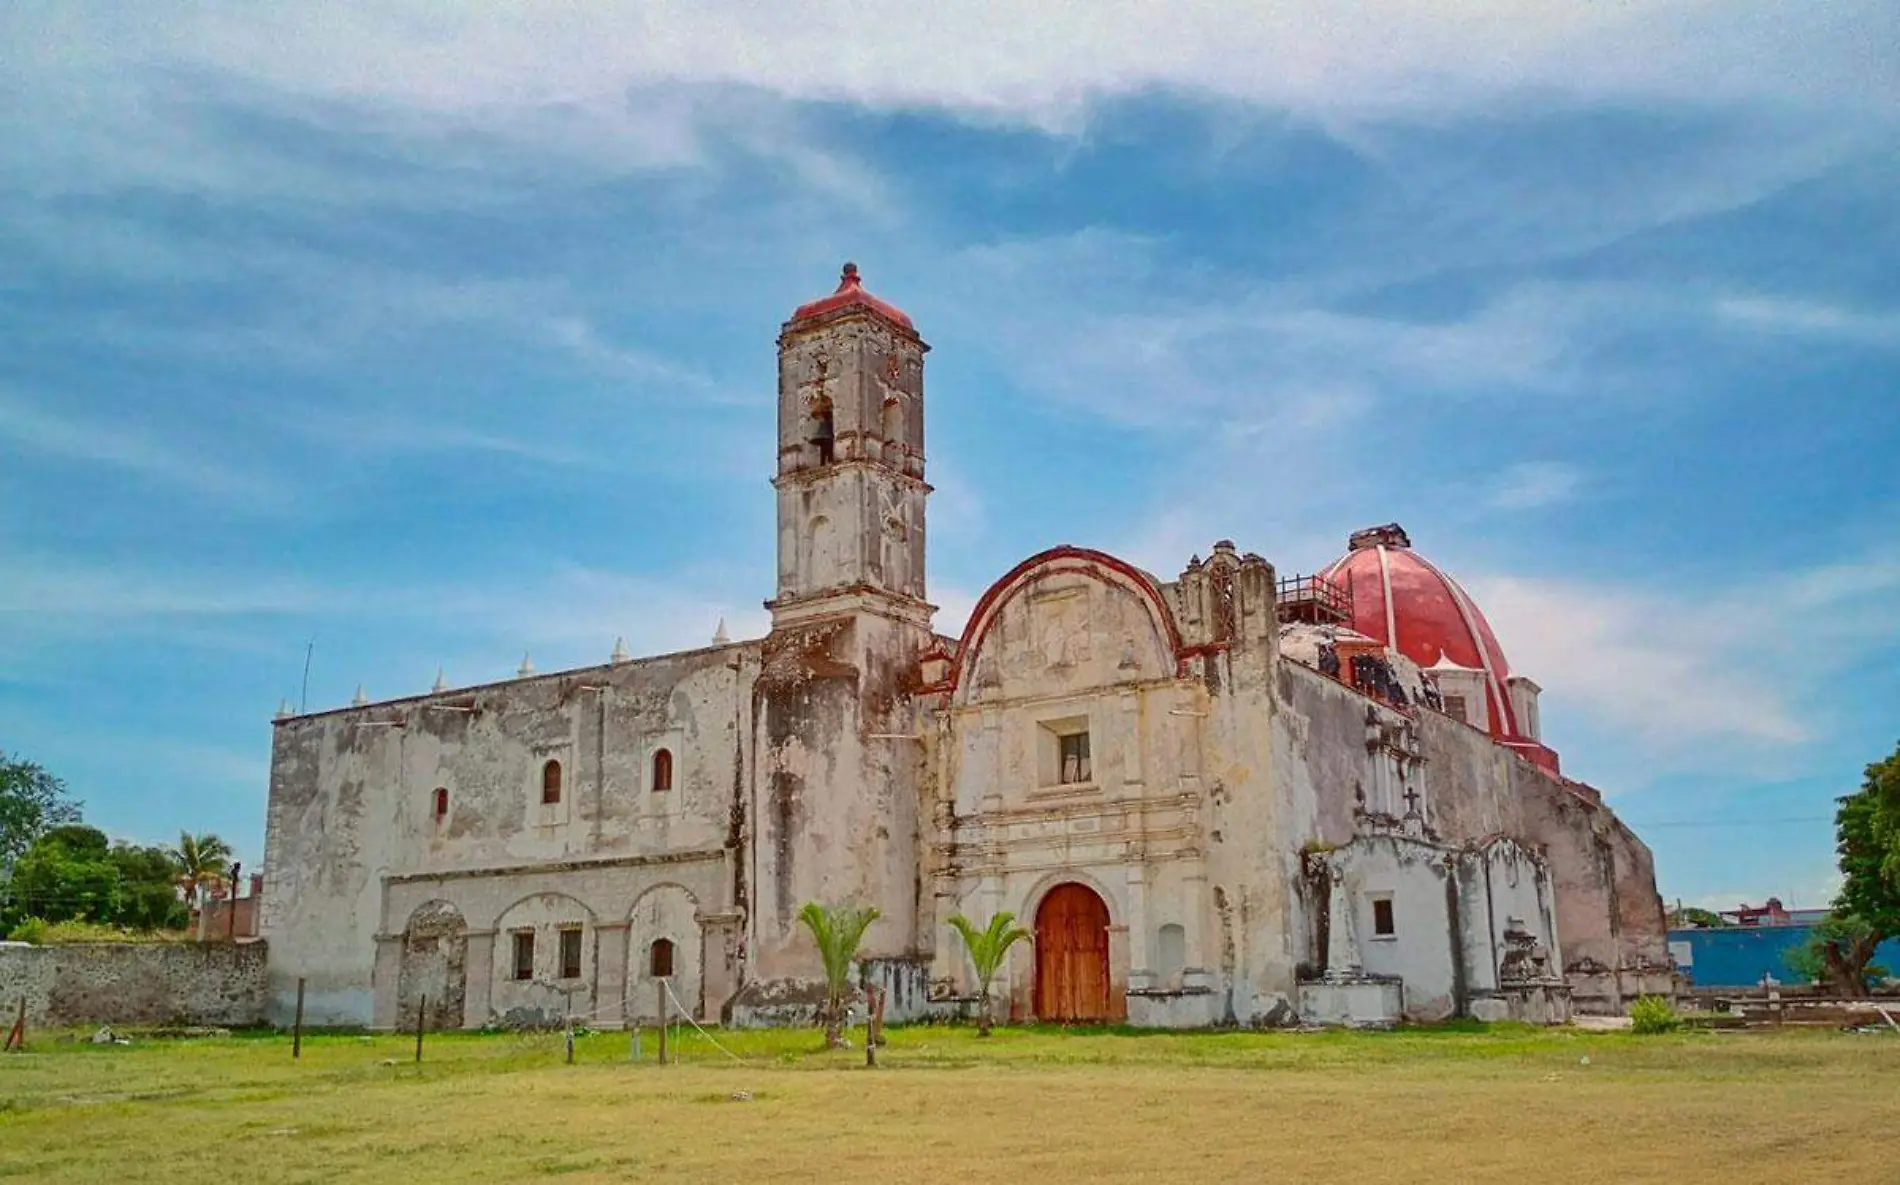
1467;551;1900;753
0;390;281;502
21;2;1889;130
1489;462;1584;511
1716;296;1900;348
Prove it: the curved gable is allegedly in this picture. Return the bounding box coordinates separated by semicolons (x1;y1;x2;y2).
950;546;1183;706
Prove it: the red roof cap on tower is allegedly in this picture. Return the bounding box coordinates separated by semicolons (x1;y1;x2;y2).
789;262;915;331
1319;523;1522;741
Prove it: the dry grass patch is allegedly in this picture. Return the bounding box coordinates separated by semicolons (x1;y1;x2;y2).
1;1025;1893;1183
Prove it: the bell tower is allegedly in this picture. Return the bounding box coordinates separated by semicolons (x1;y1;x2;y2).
769;262;931;628
741;263;935;1007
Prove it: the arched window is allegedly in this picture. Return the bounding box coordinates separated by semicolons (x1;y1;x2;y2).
882;395;902;447
810;397;834;465
541;759;562;805
432;787;449;820
650;938;675;979
651;748;673;793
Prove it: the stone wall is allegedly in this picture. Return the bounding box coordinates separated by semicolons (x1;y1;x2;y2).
0;941;267;1029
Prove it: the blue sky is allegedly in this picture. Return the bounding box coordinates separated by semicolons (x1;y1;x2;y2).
2;3;1896;910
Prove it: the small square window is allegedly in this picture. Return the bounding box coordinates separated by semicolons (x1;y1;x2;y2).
512;931;535;981
1371;896;1396;938
559;928;583;980
1059;731;1092;784
1442;694;1468;725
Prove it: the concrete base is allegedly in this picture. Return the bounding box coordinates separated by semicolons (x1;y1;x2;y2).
1126;987;1220;1028
1298;977;1403;1027
1470;982;1571;1025
1567;965;1681;1015
726;958;941;1029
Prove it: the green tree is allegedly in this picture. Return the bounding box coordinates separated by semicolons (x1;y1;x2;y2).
1669;906;1729;929
1833;746;1900;936
1800;741;1900;995
0;753;81;882
947;911;1032;1036
1785;914;1889;995
8;825;123;924
797;901;880;1048
109;843;190;931
165;831;235;939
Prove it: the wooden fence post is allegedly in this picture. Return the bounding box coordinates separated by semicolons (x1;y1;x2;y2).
292;978;306;1059
657;982;669;1066
414;995;427;1063
4;997;24;1052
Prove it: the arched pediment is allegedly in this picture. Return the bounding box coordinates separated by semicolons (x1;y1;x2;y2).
950;547;1182;706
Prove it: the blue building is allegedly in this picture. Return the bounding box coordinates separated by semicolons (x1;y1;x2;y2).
1669;923;1900;988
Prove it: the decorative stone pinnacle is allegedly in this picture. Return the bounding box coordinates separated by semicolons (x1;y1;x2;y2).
517;653;535;678
351;684;368;707
432;667;448;693
610;637;631;664
712;616;731;645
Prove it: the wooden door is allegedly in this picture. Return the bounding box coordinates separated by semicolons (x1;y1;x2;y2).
1035;883;1112;1022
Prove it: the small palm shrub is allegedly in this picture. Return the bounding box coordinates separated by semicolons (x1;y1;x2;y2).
1629;994;1682;1034
947;911;1032;1036
797;902;880;1048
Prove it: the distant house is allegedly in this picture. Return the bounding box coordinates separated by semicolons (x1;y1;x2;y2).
1718;897;1829;928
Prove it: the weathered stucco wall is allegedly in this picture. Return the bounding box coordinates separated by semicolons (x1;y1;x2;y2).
261;640;756;1029
0;942;267;1028
1273;659;1668;1013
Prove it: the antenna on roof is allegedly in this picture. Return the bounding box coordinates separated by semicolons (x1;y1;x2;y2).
299;639;314;714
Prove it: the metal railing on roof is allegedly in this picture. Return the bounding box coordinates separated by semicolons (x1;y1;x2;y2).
1275;572;1353;626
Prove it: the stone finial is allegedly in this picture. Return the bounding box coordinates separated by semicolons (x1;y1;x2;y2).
517;653;535;678
712;616;731;645
351;684;368;707
610;637;631;665
275;699;293;720
432;667;448;694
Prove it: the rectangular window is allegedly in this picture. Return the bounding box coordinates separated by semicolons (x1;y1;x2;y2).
1442;694;1468;724
512;930;535;981
1059;730;1092;784
559;927;583;980
1371;896;1396;938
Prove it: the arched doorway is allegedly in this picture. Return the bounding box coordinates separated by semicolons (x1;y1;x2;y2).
397;900;468;1031
1035;882;1112;1022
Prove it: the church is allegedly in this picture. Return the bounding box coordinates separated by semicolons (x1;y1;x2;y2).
258;264;1676;1031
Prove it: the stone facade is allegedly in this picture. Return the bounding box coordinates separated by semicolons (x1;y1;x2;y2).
257;265;1673;1031
0;942;268;1028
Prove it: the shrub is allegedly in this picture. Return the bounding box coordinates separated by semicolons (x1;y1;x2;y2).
5;916;188;945
7;917;50;944
1629;994;1682;1034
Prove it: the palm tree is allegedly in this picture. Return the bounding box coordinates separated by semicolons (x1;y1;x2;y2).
797;901;880;1048
947;911;1032;1036
167;831;234;940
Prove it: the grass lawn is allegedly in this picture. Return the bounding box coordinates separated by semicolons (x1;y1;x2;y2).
2;1023;1895;1183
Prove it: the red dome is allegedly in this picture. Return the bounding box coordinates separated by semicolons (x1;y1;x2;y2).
1318;524;1521;740
789;262;915;332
